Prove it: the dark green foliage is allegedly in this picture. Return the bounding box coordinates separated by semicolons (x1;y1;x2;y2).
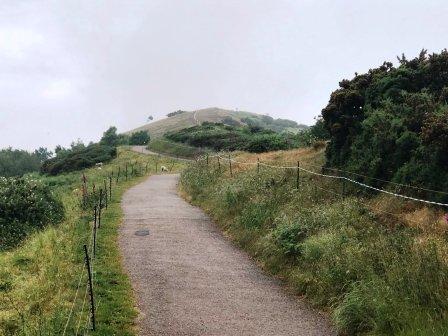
100;126;119;146
0;177;64;249
241;115;305;132
129;130;150;145
165;122;304;153
0;147;52;177
322;50;448;201
167;110;186;117
41;144;117;175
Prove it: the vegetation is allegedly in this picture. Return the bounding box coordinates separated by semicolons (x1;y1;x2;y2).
147;138;206;159
127;107;305;139
0;177;64;250
241;115;307;133
41;143;117;175
167;110;187;117
129;130;150;145
180;148;448;335
0;148;185;335
322;49;448;202
165;122;312;153
0;147;52;177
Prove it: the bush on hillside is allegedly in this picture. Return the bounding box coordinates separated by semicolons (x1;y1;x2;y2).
321;50;448;201
167;110;186;117
0;147;52;177
165;122;306;153
0;177;64;249
41;144;116;175
129;130;150;145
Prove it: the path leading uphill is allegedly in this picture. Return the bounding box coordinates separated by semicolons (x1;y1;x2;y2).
119;174;335;336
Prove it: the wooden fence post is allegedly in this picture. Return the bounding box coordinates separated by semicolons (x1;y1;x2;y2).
296;161;300;190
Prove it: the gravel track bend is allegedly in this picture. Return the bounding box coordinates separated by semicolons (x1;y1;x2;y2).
119;174;335;336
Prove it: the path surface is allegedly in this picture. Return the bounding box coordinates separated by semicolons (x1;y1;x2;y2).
119;174;335;336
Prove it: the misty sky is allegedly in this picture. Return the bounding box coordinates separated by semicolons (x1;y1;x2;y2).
1;0;447;150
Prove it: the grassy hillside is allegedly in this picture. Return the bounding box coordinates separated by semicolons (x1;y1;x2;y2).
180;147;448;335
127;107;307;138
0;148;185;335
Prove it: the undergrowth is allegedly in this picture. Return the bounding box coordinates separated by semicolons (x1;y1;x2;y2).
181;156;448;335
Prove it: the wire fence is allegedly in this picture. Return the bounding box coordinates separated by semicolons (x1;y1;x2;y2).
207;153;448;208
59;156;169;335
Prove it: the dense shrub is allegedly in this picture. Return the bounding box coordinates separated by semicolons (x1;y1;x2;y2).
0;177;64;249
41;144;116;175
165;122;307;153
129;130;150;145
0;147;52;177
321;50;448;201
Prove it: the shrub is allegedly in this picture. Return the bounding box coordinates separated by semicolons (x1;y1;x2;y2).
129;130;150;145
41;144;116;175
0;177;64;249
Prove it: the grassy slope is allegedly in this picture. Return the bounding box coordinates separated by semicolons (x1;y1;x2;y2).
0;148;185;335
147;138;206;159
127;107;305;138
180;147;448;335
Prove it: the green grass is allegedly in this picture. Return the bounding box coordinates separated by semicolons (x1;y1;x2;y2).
147;138;206;159
180;157;448;335
0;148;185;335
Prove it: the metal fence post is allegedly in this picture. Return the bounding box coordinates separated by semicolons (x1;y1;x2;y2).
229;154;233;177
83;245;95;331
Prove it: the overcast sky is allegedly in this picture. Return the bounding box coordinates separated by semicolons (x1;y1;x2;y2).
1;0;447;150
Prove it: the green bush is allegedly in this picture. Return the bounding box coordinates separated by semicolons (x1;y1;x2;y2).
166;122;307;153
41;144;117;175
129;130;150;145
322;50;448;202
0;177;64;249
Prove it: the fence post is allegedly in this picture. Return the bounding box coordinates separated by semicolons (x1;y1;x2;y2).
98;189;102;228
145;162;148;173
117;167;120;183
83;245;95;331
229;154;233;177
109;175;112;199
217;156;220;172
93;207;97;258
155;161;158;173
296;160;300;190
206;153;209;165
103;180;108;209
125;164;128;181
341;172;346;197
257;158;260;174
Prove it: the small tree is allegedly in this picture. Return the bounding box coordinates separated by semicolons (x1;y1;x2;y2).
129;131;150;145
100;126;119;146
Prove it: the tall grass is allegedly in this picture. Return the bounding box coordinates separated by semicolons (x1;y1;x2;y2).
0;148;185;335
180;156;448;335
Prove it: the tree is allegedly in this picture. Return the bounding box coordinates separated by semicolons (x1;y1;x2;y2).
34;147;53;162
100;126;119;146
129;131;150;145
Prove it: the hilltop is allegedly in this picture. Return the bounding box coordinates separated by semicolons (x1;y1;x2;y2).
127;107;307;138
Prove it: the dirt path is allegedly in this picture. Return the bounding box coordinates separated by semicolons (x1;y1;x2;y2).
119;174;335;336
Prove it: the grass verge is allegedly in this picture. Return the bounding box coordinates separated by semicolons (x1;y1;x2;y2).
180;149;448;336
0;148;185;335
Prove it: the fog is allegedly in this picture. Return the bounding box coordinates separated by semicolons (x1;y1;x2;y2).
1;0;447;150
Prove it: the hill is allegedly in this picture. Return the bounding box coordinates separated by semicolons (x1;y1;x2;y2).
127;107;307;138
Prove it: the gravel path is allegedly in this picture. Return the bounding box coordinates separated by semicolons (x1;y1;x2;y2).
119;174;335;336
